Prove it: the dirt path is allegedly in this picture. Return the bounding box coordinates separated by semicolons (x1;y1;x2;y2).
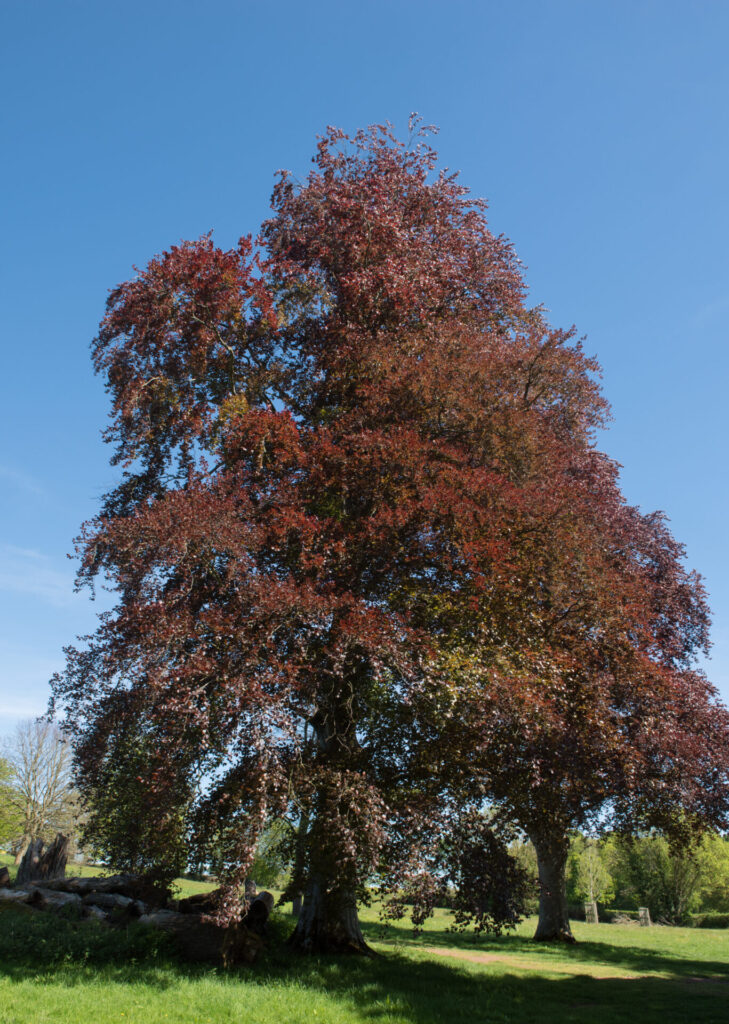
426;945;636;978
424;946;727;984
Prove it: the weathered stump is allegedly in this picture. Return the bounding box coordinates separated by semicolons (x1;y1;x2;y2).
16;834;68;885
638;906;651;927
584;901;599;924
16;839;44;885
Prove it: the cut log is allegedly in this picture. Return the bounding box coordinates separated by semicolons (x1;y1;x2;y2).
0;889;32;903
82;892;134;911
82;904;109;922
39;873;166;906
28;888;82;912
243;891;274;935
175;888;223;915
221;924;265;966
137;908;264;965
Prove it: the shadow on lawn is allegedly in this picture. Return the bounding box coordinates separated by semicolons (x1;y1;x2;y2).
362;916;729;983
0;904;727;1024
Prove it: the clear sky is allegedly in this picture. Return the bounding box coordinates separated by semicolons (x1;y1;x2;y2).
1;0;728;732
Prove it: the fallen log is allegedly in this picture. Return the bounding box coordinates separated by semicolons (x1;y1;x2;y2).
82;892;134;911
82;904;109;922
137;908;265;965
242;891;274;936
39;874;167;906
0;889;32;903
28;888;82;912
175;889;222;915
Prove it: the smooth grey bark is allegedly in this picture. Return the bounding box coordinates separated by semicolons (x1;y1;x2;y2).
531;836;575;943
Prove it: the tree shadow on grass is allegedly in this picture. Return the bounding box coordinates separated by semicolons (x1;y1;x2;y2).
361;916;729;983
1;905;727;1024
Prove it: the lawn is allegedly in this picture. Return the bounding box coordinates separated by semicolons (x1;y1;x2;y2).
1;873;727;1024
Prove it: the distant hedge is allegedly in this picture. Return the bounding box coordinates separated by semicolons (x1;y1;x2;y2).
690;913;729;929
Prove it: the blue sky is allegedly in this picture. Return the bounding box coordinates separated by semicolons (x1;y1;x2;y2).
1;0;728;731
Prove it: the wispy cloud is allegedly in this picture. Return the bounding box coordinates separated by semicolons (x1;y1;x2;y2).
690;294;729;330
0;544;76;607
0;465;45;497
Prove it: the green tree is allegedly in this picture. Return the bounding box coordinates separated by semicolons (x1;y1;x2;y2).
696;833;729;912
2;720;77;862
567;836;614;905
606;833;729;923
0;756;23;848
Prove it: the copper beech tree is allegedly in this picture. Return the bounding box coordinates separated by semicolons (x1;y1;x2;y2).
405;450;729;942
52;120;729;952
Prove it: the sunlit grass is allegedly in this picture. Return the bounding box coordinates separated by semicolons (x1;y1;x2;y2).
1;890;727;1024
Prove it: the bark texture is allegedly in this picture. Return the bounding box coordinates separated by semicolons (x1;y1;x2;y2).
288;877;371;954
532;836;575;943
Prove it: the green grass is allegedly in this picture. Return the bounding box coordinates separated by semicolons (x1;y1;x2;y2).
1;889;728;1024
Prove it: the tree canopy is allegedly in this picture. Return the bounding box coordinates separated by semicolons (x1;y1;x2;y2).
52;119;729;950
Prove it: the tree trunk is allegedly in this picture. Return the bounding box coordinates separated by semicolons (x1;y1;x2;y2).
531;836;575;943
287;705;372;954
288;875;372;954
14;837;30;866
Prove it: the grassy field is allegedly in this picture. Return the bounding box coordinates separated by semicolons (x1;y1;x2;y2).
1;856;727;1023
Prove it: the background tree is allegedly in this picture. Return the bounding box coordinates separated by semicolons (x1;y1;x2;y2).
567;836;615;907
2;720;77;862
606;832;729;923
0;756;23;849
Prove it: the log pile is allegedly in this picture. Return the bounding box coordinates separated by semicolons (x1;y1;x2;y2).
0;872;274;965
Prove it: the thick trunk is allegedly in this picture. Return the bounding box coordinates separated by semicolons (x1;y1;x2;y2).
288;875;372;954
531;836;575;943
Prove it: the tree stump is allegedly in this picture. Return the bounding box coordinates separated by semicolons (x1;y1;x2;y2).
16;839;44;885
584;901;599;924
638;906;651;927
16;834;68;886
0;866;10;888
38;834;69;881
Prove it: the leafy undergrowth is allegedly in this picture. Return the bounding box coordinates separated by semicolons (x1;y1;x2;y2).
1;901;728;1024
